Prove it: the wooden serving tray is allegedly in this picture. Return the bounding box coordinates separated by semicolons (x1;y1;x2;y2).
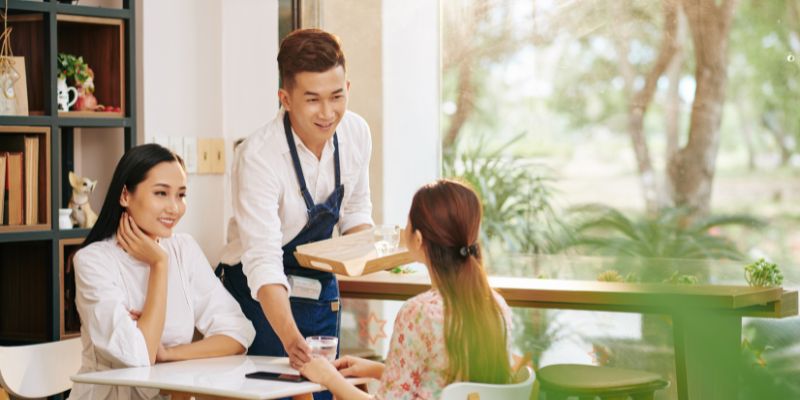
294;229;413;276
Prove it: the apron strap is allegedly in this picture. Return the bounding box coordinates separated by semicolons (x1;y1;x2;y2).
333;133;341;188
283;112;342;211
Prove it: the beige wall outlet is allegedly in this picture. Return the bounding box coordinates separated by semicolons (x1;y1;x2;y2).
197;138;212;174
196;138;225;174
210;138;226;174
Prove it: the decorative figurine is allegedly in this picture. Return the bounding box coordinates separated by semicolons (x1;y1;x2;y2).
68;171;98;228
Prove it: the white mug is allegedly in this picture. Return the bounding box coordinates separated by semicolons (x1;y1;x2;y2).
57;77;78;111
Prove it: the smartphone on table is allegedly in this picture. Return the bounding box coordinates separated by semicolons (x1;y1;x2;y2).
245;371;307;383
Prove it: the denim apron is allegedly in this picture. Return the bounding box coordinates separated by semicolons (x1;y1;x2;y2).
218;113;342;399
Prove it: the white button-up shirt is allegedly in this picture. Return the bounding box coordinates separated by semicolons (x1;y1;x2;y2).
220;109;373;300
70;234;256;400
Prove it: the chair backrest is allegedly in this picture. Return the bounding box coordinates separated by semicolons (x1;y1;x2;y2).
0;338;82;398
440;366;535;400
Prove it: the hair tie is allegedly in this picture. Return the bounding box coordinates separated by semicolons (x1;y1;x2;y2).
458;244;478;258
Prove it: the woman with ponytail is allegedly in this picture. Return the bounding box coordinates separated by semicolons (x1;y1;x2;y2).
301;179;512;399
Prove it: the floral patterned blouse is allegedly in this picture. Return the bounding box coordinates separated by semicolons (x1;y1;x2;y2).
375;289;513;399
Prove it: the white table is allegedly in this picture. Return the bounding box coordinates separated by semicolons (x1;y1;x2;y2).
71;355;371;400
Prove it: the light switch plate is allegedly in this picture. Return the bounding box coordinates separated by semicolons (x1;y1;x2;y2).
152;136;169;148
183;137;198;174
168;136;184;160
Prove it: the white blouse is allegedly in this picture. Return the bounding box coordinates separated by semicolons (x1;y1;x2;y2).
69;234;256;400
219;108;373;299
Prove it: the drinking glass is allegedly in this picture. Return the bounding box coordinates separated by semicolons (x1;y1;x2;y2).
374;224;400;256
306;335;338;362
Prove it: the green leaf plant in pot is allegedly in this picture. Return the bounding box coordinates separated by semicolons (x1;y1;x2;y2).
57;53;90;83
744;258;784;288
57;53;97;111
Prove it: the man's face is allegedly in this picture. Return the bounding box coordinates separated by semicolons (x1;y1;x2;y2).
279;65;350;146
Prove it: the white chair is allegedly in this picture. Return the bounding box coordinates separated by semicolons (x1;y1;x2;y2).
441;366;536;400
0;338;82;398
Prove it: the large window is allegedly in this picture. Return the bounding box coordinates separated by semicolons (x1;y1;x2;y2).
298;1;799;398
442;1;798;398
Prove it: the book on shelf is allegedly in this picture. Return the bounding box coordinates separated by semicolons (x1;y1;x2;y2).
5;152;23;225
0;153;5;224
0;134;41;225
24;136;38;225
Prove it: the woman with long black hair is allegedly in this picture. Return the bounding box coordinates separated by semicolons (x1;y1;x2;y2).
301;179;512;399
70;144;254;399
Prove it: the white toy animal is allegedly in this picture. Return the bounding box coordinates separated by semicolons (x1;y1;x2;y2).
68;171;98;228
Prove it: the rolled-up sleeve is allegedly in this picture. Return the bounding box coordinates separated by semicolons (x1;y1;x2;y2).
181;235;255;348
339;119;374;233
74;248;150;367
233;143;291;299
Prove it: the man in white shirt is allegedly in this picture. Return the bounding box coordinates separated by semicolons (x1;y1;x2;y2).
216;29;373;392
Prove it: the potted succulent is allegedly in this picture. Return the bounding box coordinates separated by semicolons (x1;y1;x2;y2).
744;259;784;287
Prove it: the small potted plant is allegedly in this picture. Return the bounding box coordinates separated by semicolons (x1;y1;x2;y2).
57;53;90;84
57;53;95;111
744;258;784;288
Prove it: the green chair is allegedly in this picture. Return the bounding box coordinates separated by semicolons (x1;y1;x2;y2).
536;364;669;400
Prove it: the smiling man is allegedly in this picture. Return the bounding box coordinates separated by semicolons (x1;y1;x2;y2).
216;29;373;398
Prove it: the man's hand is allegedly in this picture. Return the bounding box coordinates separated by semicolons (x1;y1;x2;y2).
285;334;312;370
257;284;313;369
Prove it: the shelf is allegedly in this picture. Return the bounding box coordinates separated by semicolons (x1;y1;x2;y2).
0;126;52;232
0;229;52;243
55;3;130;19
57;14;125;115
0;115;53;126
59;110;124;118
2;0;135;346
7;0;130;17
59;238;83;339
57;116;130;127
0;240;52;342
7;13;48;116
58;227;90;239
6;0;50;14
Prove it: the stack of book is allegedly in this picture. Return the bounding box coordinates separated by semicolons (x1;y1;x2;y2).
1;135;40;226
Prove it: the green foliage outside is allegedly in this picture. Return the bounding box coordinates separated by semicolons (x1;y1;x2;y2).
440;1;799;397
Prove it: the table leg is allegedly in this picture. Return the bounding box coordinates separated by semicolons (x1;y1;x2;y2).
672;313;742;400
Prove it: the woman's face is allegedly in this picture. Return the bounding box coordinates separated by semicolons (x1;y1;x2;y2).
120;161;187;239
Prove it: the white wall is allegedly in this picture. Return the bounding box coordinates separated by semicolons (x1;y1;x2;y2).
220;0;280;264
138;0;279;263
381;0;440;224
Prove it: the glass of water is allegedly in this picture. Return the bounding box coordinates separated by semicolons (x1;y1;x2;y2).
306;335;338;362
374;224;401;256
